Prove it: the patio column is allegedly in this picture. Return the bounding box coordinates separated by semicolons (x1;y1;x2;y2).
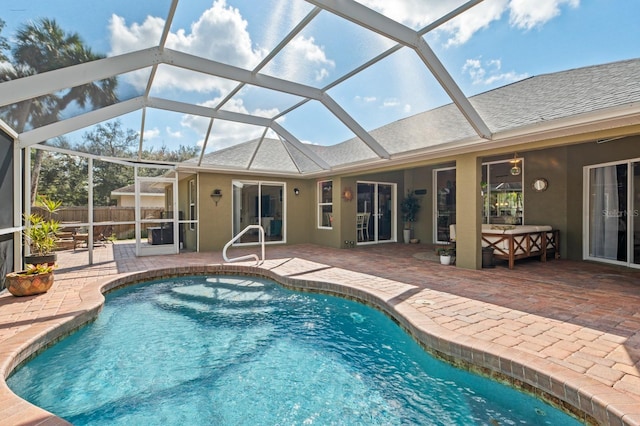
455;154;482;269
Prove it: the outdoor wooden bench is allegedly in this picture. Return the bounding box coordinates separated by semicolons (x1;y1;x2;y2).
449;224;560;269
481;225;560;269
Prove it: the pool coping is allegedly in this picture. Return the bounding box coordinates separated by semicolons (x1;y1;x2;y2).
1;262;639;425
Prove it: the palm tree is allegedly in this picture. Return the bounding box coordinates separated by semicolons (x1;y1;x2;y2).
0;18;118;204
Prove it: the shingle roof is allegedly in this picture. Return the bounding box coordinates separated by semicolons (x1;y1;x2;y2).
472;58;640;132
181;58;640;175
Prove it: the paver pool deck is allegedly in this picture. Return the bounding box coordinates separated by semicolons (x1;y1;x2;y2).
1;242;639;425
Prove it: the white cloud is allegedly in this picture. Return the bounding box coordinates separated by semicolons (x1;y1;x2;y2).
180;98;281;150
360;0;579;47
166;127;182;138
354;95;377;103
359;1;467;29
509;0;579;30
273;35;335;83
462;58;529;85
440;0;509;47
109;0;265;93
382;98;400;108
108;0;335;147
143;127;160;140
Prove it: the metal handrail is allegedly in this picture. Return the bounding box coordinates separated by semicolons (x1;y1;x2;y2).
222;225;265;266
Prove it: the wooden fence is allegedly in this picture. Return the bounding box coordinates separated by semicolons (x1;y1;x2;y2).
32;206;165;240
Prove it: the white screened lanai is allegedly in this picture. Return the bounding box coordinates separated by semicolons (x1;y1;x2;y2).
0;0;639;270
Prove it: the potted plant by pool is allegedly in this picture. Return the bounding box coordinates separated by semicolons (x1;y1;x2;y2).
23;196;62;267
5;263;55;297
437;247;455;265
400;190;420;244
5;196;62;296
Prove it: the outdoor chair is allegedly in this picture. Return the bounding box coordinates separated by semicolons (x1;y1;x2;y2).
356;212;370;241
72;226;112;250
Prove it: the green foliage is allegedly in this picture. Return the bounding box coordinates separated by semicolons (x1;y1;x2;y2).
400;190;421;225
24;195;62;256
0;19;10;61
0;18;117;133
0;18;119;204
35;121;199;206
1;19;200;207
18;263;54;275
38;144;89;205
436;247;455;256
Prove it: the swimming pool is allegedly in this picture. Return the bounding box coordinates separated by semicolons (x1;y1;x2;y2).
8;275;582;425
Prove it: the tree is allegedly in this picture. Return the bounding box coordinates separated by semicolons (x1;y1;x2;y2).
77;121;138;204
0;18;118;204
37;138;88;206
0;20;10;62
36;120;202;206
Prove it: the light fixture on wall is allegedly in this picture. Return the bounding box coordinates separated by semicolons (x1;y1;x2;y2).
293;188;300;196
510;153;521;176
342;187;353;201
210;189;222;206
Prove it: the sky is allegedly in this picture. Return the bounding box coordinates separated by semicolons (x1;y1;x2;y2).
1;0;639;156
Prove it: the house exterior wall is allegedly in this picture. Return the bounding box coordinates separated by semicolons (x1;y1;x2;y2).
337;170;411;246
195;173;312;251
311;177;342;249
565;135;640;260
117;194;165;208
455;154;483;269
188;134;640;269
401;165;439;244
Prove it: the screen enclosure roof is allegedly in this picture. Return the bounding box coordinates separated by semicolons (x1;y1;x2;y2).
0;0;639;177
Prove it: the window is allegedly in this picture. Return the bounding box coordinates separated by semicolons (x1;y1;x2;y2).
433;168;456;243
433;158;524;243
188;179;196;231
482;159;524;225
318;180;333;229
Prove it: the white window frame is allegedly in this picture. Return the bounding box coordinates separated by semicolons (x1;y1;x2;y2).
317;180;333;229
231;179;286;245
188;179;196;231
583;158;639;269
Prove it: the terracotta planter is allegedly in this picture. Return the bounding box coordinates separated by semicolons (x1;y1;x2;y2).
5;271;54;297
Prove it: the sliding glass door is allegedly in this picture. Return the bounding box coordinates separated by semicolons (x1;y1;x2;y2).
434;168;456;243
356;182;396;244
232;181;285;244
584;160;639;267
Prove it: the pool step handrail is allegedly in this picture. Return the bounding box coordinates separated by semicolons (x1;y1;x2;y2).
222;225;265;266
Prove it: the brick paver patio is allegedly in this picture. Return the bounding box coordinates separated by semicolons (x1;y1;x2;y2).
1;242;639;425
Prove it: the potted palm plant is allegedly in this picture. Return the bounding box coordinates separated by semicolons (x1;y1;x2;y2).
4;196;62;296
24;196;62;266
5;263;55;296
400;190;420;243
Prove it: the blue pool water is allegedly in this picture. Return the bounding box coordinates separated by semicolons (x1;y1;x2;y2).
8;276;582;425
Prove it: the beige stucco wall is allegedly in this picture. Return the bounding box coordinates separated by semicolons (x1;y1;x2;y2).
117;194;165;208
195;173;313;251
565;135;640;259
310;177;343;249
187;134;639;267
